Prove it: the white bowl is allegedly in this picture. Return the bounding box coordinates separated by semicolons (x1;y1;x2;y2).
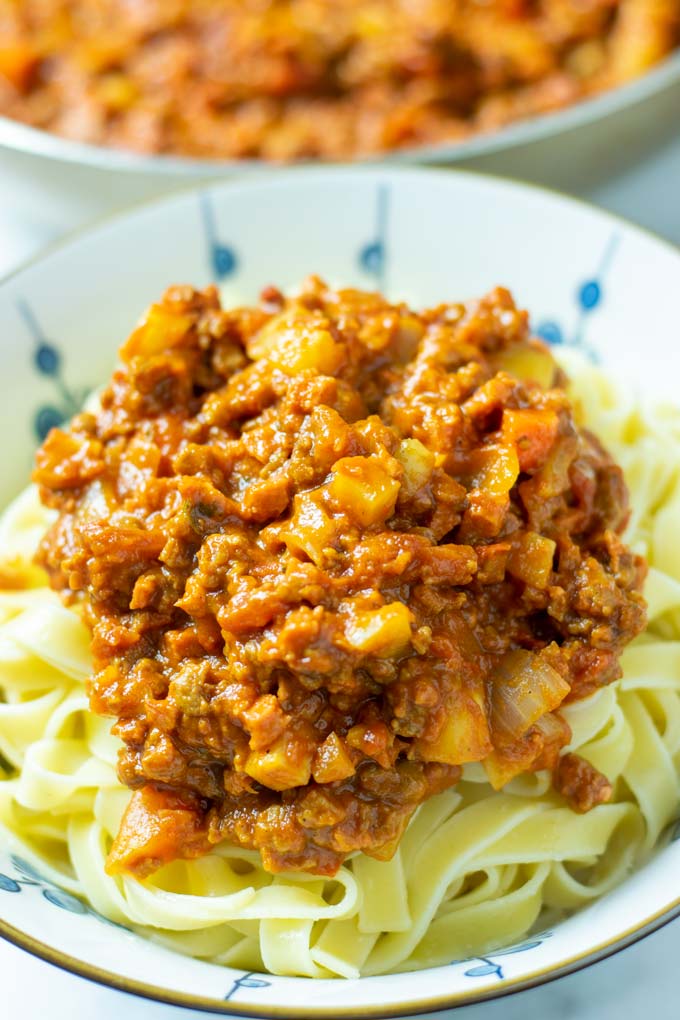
1;167;679;1017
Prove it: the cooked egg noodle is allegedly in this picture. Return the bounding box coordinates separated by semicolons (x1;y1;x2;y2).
1;359;679;978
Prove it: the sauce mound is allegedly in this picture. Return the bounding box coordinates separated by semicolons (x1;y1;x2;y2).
33;279;646;877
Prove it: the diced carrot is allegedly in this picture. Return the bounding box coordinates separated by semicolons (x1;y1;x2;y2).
502;408;559;472
106;785;208;878
0;45;39;91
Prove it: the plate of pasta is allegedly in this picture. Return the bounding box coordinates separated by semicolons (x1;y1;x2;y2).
1;167;680;1018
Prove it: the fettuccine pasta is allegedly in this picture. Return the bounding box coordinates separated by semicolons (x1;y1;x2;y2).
0;354;679;978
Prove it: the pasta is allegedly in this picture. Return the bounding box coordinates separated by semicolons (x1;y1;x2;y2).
1;353;679;979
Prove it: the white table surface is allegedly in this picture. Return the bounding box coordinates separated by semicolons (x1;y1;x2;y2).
1;80;680;1017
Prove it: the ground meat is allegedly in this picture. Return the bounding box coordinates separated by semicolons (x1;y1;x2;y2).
33;278;646;877
0;2;678;162
553;751;613;813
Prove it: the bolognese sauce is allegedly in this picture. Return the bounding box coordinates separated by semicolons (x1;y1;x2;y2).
33;279;646;877
0;1;678;161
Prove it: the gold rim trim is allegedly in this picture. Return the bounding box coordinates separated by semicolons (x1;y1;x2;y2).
1;164;680;1015
1;895;680;1017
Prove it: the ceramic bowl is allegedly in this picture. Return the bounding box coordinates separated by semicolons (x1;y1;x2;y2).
1;167;679;1017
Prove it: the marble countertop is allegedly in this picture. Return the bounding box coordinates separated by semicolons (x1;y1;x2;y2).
1;78;680;1018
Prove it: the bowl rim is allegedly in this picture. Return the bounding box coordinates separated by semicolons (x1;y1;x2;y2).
0;49;679;177
1;164;680;1015
1;898;680;1018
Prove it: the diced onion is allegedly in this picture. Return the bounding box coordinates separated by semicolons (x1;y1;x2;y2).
491;649;570;742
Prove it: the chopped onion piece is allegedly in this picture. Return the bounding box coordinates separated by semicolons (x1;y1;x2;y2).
491;648;570;743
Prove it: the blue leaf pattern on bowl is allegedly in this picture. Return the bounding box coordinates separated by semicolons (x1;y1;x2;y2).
456;932;553;981
10;854;45;883
34;343;61;376
0;855;128;929
35;405;65;441
18;299;89;440
535;321;564;345
224;972;272;1001
0;874;21;893
536;232;619;359
42;887;88;914
200;191;238;282
359;184;390;291
464;962;502;979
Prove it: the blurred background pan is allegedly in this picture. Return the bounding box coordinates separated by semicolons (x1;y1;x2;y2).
1;38;679;244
